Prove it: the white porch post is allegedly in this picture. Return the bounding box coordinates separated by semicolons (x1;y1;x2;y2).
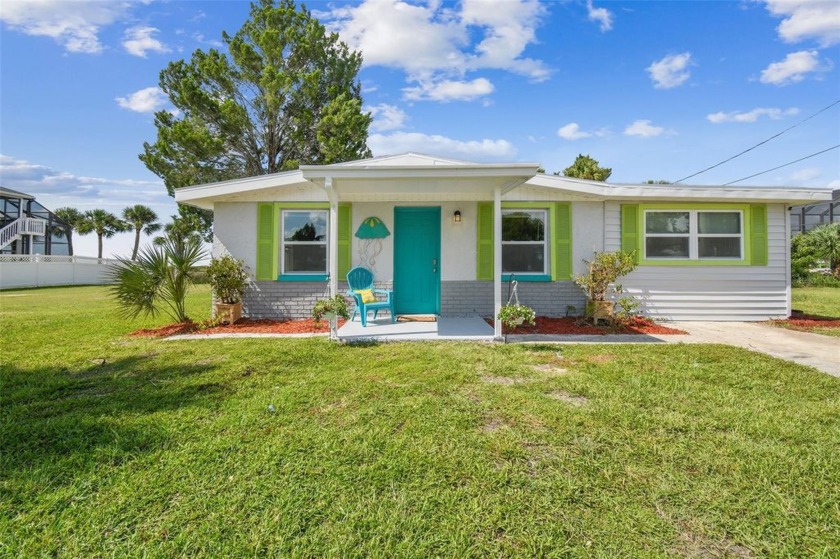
493;186;502;340
325;176;339;297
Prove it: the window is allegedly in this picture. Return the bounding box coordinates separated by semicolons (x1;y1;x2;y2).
281;210;327;274
644;210;742;260
502;209;548;274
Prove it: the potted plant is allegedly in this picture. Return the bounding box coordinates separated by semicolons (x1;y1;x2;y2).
574;250;637;324
313;295;350;340
497;303;536;331
207;255;249;324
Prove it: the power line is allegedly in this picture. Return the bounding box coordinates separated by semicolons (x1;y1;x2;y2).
673;98;840;184
721;144;840;186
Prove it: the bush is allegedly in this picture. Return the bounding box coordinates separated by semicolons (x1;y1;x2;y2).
207;255;249;304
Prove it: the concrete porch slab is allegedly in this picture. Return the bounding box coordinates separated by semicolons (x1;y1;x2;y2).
338;316;494;342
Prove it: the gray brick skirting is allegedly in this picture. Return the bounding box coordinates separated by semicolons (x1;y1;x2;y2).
242;279;584;319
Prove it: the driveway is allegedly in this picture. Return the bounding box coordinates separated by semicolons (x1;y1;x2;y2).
669;321;839;378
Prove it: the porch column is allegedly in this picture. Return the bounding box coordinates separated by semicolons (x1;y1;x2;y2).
325;176;339;297
493;186;502;340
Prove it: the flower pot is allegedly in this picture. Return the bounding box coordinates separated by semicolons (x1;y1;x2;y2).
215;302;242;324
514;317;525;326
324;311;337;321
585;300;614;324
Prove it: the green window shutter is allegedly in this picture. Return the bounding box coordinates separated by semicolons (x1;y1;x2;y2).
621;204;640;262
476;202;494;281
552;203;573;280
256;203;277;280
750;204;768;266
337;203;352;279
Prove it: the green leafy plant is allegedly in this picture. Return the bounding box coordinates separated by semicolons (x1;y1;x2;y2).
574;250;637;301
107;235;207;323
207;255;249;304
497;303;536;331
312;295;350;323
615;296;642;322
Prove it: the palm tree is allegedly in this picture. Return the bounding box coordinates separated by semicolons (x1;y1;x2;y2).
108;235;207;323
76;209;128;259
807;223;840;275
53;207;84;256
122;205;162;260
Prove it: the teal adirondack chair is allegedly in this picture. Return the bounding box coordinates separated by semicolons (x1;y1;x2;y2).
346;267;395;327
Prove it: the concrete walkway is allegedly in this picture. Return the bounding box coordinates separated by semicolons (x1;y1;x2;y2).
668;321;839;378
338;316;494;342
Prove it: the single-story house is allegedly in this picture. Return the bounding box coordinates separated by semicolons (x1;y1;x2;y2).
175;153;831;338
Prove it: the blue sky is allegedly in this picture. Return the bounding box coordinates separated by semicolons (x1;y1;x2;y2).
1;0;838;258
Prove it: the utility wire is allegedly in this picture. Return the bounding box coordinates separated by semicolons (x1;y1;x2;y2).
673;98;840;184
721;144;840;186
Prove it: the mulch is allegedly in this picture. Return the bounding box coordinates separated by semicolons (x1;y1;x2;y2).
131;316;686;339
770;313;840;332
130;318;342;338
488;316;687;335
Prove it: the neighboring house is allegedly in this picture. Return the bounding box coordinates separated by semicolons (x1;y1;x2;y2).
0;187;72;255
175;153;830;336
790;189;839;234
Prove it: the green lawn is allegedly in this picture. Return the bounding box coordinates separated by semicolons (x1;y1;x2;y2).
787;287;840;337
2;286;839;557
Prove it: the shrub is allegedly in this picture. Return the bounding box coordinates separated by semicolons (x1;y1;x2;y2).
574;250;637;301
207;255;249;304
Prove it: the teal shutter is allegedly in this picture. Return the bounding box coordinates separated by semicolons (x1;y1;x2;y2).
476;202;494;281
750;204;768;266
338;203;352;279
621;204;640;262
553;203;572;280
256;203;276;280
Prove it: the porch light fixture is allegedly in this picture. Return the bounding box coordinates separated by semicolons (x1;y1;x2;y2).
453;210;462;223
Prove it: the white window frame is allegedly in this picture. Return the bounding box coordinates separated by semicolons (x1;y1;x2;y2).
501;209;549;275
644;209;744;260
280;209;328;275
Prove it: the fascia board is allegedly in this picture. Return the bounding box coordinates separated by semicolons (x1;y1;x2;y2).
299;164;540;180
174;170;309;204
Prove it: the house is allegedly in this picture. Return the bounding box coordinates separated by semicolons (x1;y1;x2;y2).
175;153;831;338
790;189;839;234
1;187;72;256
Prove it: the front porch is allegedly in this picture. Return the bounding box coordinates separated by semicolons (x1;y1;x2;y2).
337;315;494;342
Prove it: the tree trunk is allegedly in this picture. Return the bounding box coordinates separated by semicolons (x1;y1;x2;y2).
97;234;103;259
132;228;141;260
67;232;74;256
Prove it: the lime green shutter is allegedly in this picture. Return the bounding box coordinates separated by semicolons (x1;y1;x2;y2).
750;204;768;266
553;203;572;280
621;204;640;261
476;202;494;281
337;203;352;279
256;203;277;280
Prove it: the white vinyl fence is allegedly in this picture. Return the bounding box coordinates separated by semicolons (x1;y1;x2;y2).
0;255;117;289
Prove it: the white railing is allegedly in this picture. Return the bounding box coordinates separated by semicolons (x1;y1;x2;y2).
0;217;49;250
0;255;118;289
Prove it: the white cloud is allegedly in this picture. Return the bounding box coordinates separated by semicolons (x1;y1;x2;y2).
367;132;516;161
366;104;408;132
321;0;549;104
0;154;177;258
706;106;800;123
122;26;170;57
759;50;829;85
557;123;592;140
624;120;665;137
790;167;821;182
0;0;130;54
763;0;840;47
586;1;613;32
403;78;494;102
116;87;169;113
646;52;692;89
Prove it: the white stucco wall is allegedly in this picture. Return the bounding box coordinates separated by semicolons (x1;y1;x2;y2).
349;202;476;282
213;202;257;276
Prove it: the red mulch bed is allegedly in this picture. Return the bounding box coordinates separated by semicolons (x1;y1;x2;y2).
770;313;840;331
487;316;687;335
130;318;343;338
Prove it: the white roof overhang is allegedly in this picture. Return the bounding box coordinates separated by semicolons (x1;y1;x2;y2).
524;174;833;205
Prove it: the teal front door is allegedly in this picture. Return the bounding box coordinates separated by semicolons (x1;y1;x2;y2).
394;207;441;315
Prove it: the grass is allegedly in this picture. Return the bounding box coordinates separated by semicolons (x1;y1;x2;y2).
2;286;839;557
784;286;840;337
